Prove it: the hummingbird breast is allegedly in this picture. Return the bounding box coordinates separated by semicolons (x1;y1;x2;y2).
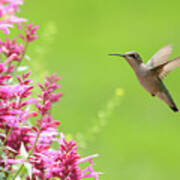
135;64;161;95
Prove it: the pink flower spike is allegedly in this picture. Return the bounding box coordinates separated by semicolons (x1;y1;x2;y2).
21;23;39;42
0;24;13;34
4;53;18;65
0;0;25;34
8;16;27;29
0;37;25;61
78;154;99;164
6;159;24;165
22;71;31;79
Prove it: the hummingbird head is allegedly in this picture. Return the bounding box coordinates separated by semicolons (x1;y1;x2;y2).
109;51;142;64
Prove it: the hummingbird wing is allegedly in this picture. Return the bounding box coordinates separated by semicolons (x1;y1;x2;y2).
146;45;172;69
157;57;180;79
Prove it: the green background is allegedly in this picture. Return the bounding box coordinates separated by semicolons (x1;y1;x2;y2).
21;0;180;179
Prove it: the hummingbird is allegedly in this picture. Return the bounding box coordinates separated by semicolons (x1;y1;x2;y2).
109;45;180;112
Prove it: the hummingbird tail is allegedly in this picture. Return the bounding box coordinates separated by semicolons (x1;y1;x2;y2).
156;90;179;112
156;80;179;112
170;105;179;112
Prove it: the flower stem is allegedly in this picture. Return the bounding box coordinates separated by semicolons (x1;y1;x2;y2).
12;118;43;180
3;127;13;145
16;41;29;69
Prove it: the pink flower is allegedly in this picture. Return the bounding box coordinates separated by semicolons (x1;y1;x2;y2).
28;134;100;180
0;38;24;60
0;72;100;179
19;23;39;42
2;126;33;156
36;73;63;116
0;158;24;171
0;24;13;34
0;0;27;34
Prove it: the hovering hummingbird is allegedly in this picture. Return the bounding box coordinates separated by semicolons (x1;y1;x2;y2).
109;45;180;112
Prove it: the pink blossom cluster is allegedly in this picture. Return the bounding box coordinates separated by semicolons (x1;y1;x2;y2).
29;133;99;180
0;1;100;180
0;23;38;75
0;60;99;179
0;0;27;34
0;69;99;179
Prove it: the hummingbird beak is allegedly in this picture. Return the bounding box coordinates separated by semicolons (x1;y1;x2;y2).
108;53;126;57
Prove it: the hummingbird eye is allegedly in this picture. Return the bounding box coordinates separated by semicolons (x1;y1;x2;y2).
129;54;137;59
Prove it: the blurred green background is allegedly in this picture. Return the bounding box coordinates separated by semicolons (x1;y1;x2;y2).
21;0;180;179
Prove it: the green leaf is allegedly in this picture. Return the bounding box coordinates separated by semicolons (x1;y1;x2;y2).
24;162;33;179
5;146;17;153
25;55;31;61
14;176;21;180
0;172;6;180
1;152;7;163
20;142;28;158
35;176;42;180
17;66;29;72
